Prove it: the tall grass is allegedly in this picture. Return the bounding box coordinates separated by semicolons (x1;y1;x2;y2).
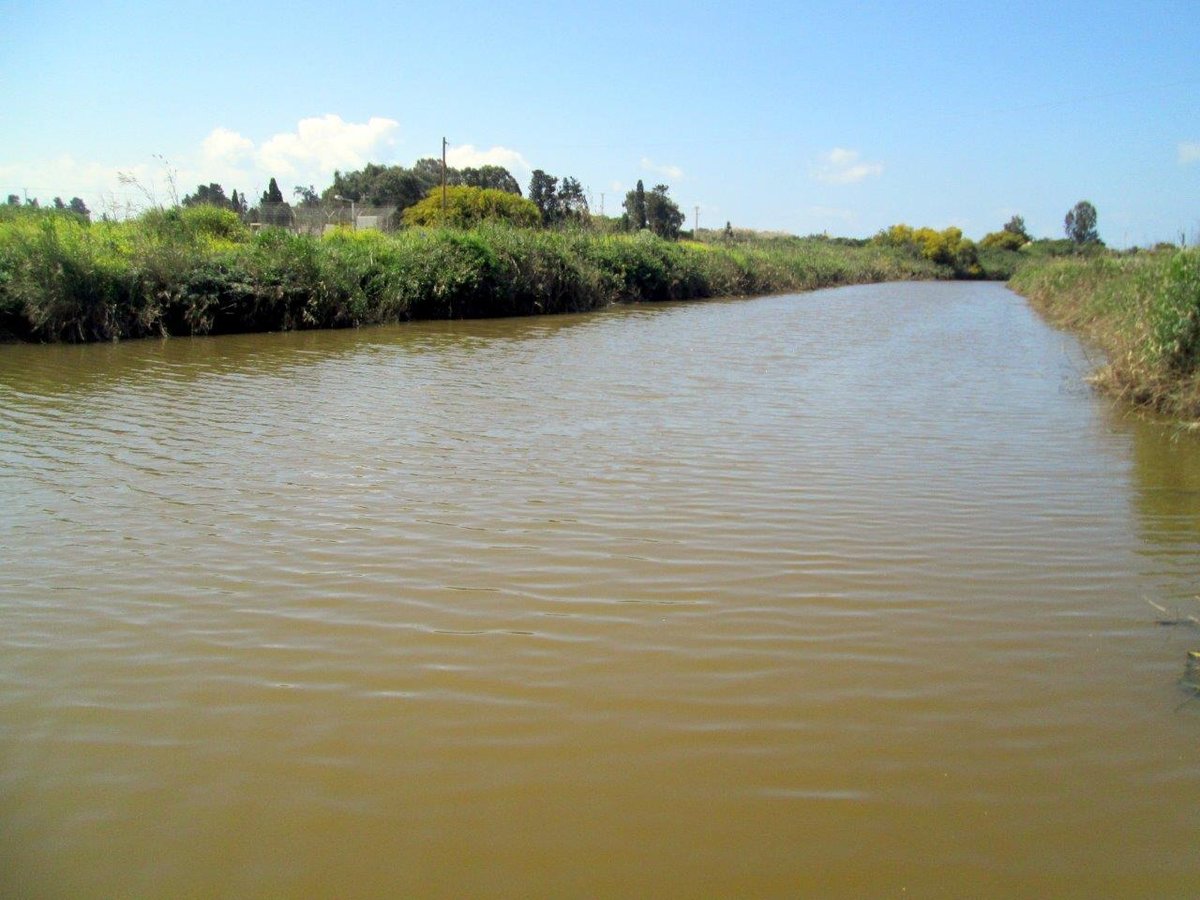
1010;248;1200;419
1;205;971;344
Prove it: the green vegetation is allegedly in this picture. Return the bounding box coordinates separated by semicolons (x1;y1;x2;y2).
1064;200;1101;247
18;183;1181;447
527;171;589;227
1;203;963;343
402;186;541;228
326;159;523;207
1011;247;1200;419
620;181;685;238
872;224;983;278
980;215;1032;252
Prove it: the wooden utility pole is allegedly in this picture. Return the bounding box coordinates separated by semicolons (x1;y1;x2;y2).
441;137;448;219
600;193;605;217
694;206;700;239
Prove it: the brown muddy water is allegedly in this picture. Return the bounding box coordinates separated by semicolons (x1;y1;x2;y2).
2;282;1199;897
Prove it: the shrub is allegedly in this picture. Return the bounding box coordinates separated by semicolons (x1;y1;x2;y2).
981;229;1026;251
403;186;541;229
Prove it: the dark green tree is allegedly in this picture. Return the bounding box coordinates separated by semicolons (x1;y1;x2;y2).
68;197;90;221
1003;215;1030;240
1064;200;1100;246
183;183;232;208
325;163;441;210
627;180;648;230
230;190;246;216
558;177;589;223
258;177;291;227
528;169;560;225
413;157;447;185
6;194;19;206
460;165;521;195
293;185;320;207
645;184;684;238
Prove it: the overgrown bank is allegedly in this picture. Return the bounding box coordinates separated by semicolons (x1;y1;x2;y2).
0;205;993;343
1010;248;1200;420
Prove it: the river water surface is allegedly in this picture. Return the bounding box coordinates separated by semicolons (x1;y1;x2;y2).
2;282;1199;897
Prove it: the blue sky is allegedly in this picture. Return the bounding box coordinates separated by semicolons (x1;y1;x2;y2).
2;0;1197;246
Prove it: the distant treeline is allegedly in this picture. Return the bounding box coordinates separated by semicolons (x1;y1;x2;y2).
171;161;690;237
0;204;988;343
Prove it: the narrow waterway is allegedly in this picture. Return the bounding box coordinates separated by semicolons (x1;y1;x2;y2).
2;282;1198;897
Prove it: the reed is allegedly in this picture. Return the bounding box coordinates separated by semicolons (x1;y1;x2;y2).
1;206;985;343
1011;247;1200;419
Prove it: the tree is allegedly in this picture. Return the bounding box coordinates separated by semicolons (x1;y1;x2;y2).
6;194;18;206
527;171;589;226
1003;215;1029;240
47;196;89;222
625;180;648;230
293;185;320;207
460;165;521;195
325;162;441;211
258;177;291;227
645;184;684;238
183;183;232;209
558;177;589;223
230;190;246;216
528;170;560;225
1064;200;1099;246
262;177;284;205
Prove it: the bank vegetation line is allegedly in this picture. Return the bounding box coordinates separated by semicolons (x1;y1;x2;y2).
0;205;1007;344
1010;248;1200;421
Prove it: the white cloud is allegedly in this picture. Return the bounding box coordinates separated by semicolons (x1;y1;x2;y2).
1180;142;1200;165
811;148;883;185
0;115;411;214
202;127;254;165
1;117;542;215
640;157;684;181
255;114;399;176
444;144;531;175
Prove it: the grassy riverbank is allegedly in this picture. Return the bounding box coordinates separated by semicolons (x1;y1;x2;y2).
1011;247;1200;420
0;205;992;343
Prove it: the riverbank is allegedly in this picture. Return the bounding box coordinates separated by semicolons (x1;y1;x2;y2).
1010;248;1200;421
1;206;1013;343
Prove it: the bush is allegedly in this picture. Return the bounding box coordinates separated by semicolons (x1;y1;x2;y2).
981;229;1026;251
403;186;540;229
873;224;981;277
0;212;135;340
